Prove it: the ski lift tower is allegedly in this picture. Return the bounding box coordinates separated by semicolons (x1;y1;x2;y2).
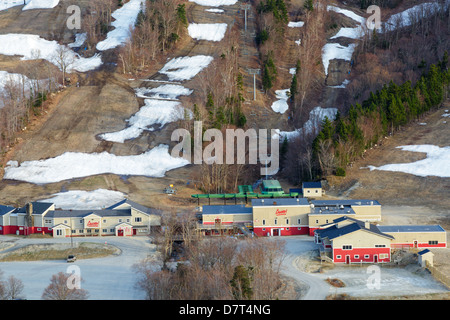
240;3;251;32
247;68;260;101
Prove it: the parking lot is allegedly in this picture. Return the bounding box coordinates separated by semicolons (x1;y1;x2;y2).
0;235;157;300
0;234;448;300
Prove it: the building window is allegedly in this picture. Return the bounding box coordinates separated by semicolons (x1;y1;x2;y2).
297;227;301;230
262;219;265;226
297;218;301;224
64;220;68;224
354;255;359;259
286;218;289;224
375;244;386;247
364;254;370;259
274;219;277;225
45;219;52;224
429;241;438;245
37;228;41;231
103;219;107;223
56;229;63;236
135;217;142;223
87;229;91;233
307;190;310;193
80;219;83;223
286;228;289;231
342;245;352;250
110;229;114;232
336;255;341;259
380;254;388;259
315;220;319;224
326;220;329;223
103;229;107;233
119;219;122;223
126;219;130;223
315;190;318;193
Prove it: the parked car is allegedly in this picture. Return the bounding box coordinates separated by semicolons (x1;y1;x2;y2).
67;255;76;263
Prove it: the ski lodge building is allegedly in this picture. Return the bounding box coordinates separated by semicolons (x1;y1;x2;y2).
0;199;161;237
198;197;447;264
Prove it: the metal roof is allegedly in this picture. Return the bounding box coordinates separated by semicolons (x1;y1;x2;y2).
202;205;252;215
15;202;54;215
251;198;309;207
311;206;355;215
107;199;160;216
377;225;445;233
46;209;132;218
311;199;381;206
316;221;394;240
302;181;322;188
262;180;282;188
0;205;16;216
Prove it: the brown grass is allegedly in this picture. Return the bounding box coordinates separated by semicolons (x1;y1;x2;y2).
0;242;119;262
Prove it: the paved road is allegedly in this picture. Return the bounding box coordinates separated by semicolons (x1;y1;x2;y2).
0;235;156;300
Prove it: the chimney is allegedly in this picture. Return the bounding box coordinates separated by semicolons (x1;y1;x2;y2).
26;203;34;228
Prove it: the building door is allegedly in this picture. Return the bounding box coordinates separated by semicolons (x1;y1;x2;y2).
118;229;124;236
413;240;418;248
272;229;279;236
346;255;350;264
374;255;378;263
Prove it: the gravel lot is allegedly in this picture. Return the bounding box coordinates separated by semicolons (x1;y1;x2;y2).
281;236;449;299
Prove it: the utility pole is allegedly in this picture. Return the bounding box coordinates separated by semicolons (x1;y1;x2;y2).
248;68;260;101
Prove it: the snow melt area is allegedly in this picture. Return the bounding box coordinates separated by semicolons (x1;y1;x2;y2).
96;0;145;51
322;43;357;75
328;79;350;88
205;8;224;13
366;145;450;178
135;84;193;100
22;0;59;10
288;21;304;28
270;89;290;114
189;0;237;6
188;23;228;42
100;99;191;143
0;33;102;73
39;189;126;210
68;33;87;48
327;5;366;24
159;55;214;81
383;2;443;32
273;106;338;141
3;144;190;184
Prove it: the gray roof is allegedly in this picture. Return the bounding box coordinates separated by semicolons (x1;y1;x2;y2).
107;199;160;216
302;181;322;188
311;205;355;215
0;205;16;216
202;205;252;215
378;225;445;233
311;199;381;206
251;198;309;207
46;209;131;218
316;220;394;240
15;202;54;215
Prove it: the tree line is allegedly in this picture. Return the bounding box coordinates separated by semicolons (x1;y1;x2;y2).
312;52;449;178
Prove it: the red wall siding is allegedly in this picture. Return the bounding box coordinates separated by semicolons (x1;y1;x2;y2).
392;242;446;249
253;226;309;237
333;247;391;263
0;225;52;235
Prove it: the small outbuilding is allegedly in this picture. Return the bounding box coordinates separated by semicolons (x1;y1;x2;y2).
302;181;323;198
418;249;434;268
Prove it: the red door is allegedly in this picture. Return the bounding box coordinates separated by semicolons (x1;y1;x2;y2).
118;229;124;236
